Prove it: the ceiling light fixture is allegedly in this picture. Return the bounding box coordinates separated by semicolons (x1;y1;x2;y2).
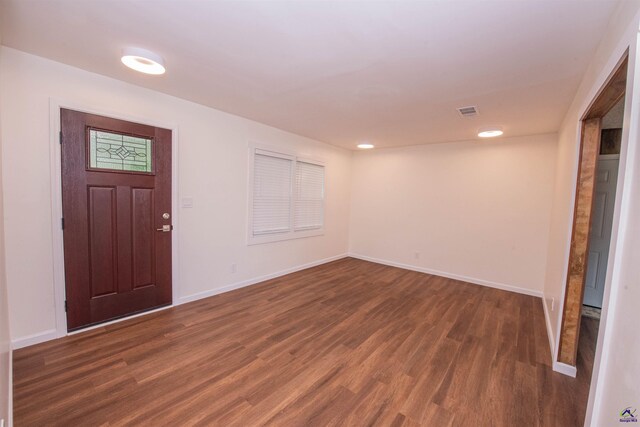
477;127;504;138
357;143;375;149
121;47;166;75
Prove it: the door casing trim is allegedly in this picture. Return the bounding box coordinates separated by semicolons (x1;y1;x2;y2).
48;98;180;340
557;52;628;366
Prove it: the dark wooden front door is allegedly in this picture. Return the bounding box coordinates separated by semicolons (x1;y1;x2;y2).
61;109;172;331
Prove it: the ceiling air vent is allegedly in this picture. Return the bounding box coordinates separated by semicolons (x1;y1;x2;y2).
457;106;479;117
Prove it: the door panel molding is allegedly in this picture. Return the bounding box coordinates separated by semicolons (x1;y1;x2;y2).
132;187;156;289
88;185;118;298
48;98;180;341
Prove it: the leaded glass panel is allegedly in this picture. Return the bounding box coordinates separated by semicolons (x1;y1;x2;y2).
89;129;153;173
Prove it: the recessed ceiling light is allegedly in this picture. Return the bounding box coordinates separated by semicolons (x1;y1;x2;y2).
357;143;375;149
121;47;166;75
477;127;504;138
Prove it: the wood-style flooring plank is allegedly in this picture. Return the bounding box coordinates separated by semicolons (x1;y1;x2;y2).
13;258;593;426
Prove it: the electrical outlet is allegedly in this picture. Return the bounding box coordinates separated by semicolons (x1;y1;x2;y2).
231;263;237;274
414;252;420;260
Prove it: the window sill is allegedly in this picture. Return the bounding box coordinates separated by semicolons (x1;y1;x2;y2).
248;228;324;245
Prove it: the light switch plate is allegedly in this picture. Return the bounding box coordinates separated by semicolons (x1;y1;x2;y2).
181;197;194;208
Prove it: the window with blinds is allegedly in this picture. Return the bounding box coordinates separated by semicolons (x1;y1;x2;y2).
294;161;324;231
249;147;325;244
252;152;293;236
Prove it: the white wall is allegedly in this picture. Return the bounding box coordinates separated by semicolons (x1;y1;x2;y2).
0;132;10;427
0;47;352;345
543;0;640;354
349;134;557;295
540;1;640;425
0;37;11;427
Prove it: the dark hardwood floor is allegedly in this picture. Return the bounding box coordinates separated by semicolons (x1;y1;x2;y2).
14;258;593;426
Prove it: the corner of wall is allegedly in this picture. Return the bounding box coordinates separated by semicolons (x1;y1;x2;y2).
542;295;556;362
348;253;544;298
0;36;14;427
346;148;357;255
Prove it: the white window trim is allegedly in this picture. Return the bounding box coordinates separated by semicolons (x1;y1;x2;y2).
247;142;325;245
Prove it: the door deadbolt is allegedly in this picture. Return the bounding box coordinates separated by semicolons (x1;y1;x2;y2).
162;213;170;219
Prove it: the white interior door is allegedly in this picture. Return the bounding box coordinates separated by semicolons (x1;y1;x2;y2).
583;155;619;308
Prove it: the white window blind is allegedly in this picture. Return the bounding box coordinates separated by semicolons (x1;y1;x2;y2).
252;152;293;236
294;161;325;231
249;146;325;244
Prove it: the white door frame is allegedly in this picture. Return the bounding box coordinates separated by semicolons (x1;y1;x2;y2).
48;98;180;340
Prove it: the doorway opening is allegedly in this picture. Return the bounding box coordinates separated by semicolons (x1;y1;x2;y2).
582;98;623;313
557;52;628;375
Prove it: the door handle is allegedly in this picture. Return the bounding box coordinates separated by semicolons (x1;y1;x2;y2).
156;225;173;232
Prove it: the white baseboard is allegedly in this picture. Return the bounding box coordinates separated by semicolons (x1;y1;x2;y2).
542;297;556;362
351;253;578;377
553;361;577;377
545;297;577;378
348;253;544;298
11;329;58;350
542;297;577;378
179;253;349;304
10;254;350;349
12;252;554;376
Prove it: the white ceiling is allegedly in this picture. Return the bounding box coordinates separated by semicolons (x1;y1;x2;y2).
0;0;618;149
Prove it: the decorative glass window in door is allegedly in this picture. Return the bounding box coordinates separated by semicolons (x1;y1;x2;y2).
88;129;153;173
